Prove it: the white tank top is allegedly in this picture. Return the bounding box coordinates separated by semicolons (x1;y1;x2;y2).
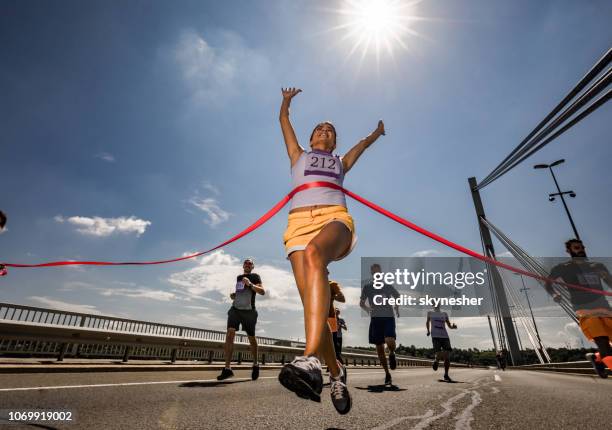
290;150;347;210
429;311;449;338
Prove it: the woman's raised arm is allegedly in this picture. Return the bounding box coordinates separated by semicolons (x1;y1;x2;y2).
279;87;304;166
342;120;385;173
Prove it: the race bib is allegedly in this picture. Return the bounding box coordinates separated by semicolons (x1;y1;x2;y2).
578;272;601;287
235;281;245;292
304;152;341;179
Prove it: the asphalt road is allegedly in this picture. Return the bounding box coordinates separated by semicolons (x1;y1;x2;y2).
0;367;610;429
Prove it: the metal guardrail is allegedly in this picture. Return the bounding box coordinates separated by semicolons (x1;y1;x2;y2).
515;361;610;376
0;302;444;367
0;302;290;346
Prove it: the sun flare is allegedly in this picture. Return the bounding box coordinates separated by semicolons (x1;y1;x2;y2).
332;0;424;65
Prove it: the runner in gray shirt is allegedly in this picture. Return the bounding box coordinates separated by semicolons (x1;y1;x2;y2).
426;305;458;382
217;258;265;381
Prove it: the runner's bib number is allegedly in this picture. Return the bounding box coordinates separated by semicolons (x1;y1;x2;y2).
236;281;245;292
304;152;341;179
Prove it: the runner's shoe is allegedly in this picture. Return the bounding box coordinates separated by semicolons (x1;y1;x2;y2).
586;353;608;379
389;352;397;370
217;367;234;381
384;372;392;385
278;355;323;402
443;374;453;382
252;364;260;380
432;360;439;371
330;370;352;415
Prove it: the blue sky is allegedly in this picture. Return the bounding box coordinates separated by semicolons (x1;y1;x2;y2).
1;0;610;349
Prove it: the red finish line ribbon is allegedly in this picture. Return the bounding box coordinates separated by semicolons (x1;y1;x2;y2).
1;181;610;297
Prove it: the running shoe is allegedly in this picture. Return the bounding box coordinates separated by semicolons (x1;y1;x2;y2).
217;367;234;381
330;375;352;415
278;355;323;402
443;374;453;382
384;372;392;385
586;353;608;379
432;360;439;371
252;364;260;380
389;351;397;370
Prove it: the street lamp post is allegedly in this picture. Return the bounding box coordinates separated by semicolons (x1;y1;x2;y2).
534;159;581;240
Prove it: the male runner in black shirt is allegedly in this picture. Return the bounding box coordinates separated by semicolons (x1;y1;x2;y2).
217;258;265;381
545;239;612;378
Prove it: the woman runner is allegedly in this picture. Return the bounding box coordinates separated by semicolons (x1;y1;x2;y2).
277;87;385;414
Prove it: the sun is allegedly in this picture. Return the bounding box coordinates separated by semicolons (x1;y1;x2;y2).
332;0;424;64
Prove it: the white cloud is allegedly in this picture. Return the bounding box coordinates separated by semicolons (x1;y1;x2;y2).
169;311;228;330
341;286;363;308
168;250;302;311
553;321;586;348
60;281;179;302
59;281;96;291
410;249;440;257
27;296;103;315
201;181;220;195
55;215;151;237
95;152;115;163
97;288;177;302
189;197;230;227
171;28;270;107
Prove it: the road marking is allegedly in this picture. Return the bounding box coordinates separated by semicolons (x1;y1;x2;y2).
455;390;482;430
405;377;491;430
0;369;421;392
0;377;274;392
370;410;434;430
494;374;502;382
412;390;470;430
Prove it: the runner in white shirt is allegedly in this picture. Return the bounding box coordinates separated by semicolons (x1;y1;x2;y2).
426;305;458;382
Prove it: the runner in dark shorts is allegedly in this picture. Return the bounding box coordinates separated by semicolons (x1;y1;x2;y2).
545;239;612;378
427;305;458;382
217;258;265;381
334;308;348;365
360;263;400;385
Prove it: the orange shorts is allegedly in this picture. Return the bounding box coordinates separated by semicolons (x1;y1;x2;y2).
283;205;356;260
576;308;612;340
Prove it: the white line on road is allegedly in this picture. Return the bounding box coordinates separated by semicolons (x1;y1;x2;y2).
0;377;271;392
0;369;420;392
494;374;502;382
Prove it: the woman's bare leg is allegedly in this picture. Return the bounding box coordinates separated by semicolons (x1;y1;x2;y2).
290;249;336;369
301;222;351;378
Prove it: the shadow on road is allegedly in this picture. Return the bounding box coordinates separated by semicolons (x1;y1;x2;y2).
179;379;251;388
0;419;58;430
437;379;464;384
354;384;407;393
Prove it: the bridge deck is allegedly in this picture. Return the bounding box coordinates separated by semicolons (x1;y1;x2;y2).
1;367;610;429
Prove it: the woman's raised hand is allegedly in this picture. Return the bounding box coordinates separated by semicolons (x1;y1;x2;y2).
281;87;302;101
376;120;386;136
